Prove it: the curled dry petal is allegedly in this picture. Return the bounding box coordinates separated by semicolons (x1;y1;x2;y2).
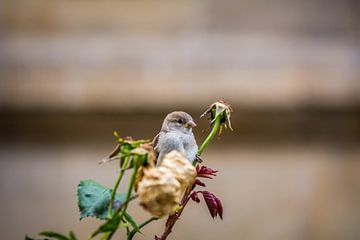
134;143;157;192
134;166;145;192
140;143;157;167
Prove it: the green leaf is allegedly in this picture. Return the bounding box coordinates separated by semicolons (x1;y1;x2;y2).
91;214;121;238
39;231;68;240
77;179;126;220
123;212;141;233
99;214;121;232
120;221;130;228
68;231;77;240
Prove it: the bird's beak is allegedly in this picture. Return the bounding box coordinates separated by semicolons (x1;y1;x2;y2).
184;120;197;128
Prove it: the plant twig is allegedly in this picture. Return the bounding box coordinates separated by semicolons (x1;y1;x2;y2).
106;160;140;240
108;156;130;217
127;217;159;240
197;117;221;157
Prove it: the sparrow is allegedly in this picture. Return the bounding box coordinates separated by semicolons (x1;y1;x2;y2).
153;111;198;166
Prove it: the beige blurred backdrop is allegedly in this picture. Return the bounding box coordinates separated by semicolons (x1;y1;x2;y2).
0;0;360;239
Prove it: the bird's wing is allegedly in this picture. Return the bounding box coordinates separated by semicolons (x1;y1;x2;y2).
152;132;160;150
152;131;162;164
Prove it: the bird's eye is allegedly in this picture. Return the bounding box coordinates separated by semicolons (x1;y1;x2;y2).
177;119;183;124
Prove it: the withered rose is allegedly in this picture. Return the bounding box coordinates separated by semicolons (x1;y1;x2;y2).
137;151;196;216
137;167;181;216
161;151;196;191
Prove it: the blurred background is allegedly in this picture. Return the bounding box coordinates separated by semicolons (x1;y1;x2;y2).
1;0;360;239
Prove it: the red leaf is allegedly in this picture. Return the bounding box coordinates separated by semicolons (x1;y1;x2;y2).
200;191;224;220
213;195;224;219
190;191;201;203
196;165;218;179
201;191;218;218
194;179;206;187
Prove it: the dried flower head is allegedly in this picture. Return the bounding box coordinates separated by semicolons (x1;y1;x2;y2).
200;99;233;133
161;151;196;191
137;167;181;217
137;151;196;217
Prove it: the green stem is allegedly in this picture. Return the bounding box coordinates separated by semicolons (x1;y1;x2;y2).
105;229;116;240
89;195;138;240
195;117;221;162
99;232;111;240
127;217;159;240
119;163;139;216
108;156;130;217
106;162;139;240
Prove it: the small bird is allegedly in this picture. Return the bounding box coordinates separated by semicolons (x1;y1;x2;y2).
153;111;198;166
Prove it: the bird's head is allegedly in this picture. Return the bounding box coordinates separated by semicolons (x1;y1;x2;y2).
162;111;197;133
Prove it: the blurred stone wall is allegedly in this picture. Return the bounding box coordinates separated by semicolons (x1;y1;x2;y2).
0;0;359;111
0;1;360;240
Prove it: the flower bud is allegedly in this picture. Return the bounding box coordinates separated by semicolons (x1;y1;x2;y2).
200;99;233;132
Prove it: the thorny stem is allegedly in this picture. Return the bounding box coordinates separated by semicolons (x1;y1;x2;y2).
108;156;130;217
158;115;223;240
127;217;159;240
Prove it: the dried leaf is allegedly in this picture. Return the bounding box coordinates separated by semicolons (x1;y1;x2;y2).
99;144;121;164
